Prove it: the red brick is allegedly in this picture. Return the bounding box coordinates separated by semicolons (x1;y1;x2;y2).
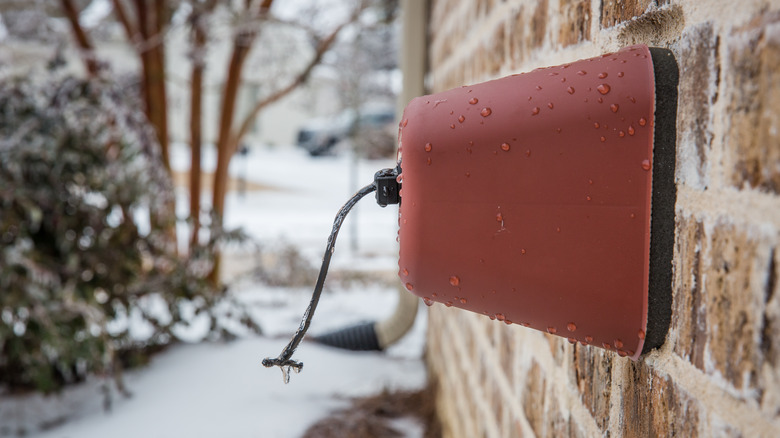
671;216;708;369
508;6;529;67
703;222;771;394
600;0;668;28
675;22;719;189
621;361;701;437
523;361;546;435
572;344;612;432
724;16;780;193
531;0;548;48
558;0;591;47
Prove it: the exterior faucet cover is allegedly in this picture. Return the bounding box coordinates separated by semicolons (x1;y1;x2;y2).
397;45;670;360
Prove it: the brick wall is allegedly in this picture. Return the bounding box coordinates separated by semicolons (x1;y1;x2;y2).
423;1;780;436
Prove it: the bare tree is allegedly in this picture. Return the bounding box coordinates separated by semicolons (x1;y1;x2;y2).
58;0;371;284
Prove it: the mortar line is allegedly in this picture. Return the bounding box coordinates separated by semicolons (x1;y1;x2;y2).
676;185;780;230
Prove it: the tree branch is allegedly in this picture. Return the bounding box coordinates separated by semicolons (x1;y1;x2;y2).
111;0;138;43
229;14;357;154
60;0;101;76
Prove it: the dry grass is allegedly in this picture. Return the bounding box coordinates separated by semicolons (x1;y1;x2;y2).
302;381;441;438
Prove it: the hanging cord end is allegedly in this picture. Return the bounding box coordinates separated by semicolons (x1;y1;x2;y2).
262;162;402;384
262;357;303;384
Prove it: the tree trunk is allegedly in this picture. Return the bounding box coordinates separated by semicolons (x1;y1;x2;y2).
208;38;250;285
134;0;170;171
188;8;209;250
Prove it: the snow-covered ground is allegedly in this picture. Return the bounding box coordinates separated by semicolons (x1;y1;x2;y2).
2;145;426;437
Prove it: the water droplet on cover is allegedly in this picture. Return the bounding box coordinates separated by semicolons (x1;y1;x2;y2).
567;86;575;94
577;70;587;75
496;212;504;222
547;326;558;334
521;248;526;254
610;104;619;113
600;136;606;142
458;115;466;123
405;282;414;291
445;301;453;307
638;330;646;340
547;102;554;109
593;122;600;129
639;117;647;126
568;337;577;344
469;97;479;105
619;131;625;137
460;298;467;304
602;342;612;350
531;107;540;115
427;157;432;165
614;339;624;349
585;335;594;343
598;72;608;78
449;276;460;286
535;85;542;90
403;268;409;276
495;313;505;321
641;159;651;171
500;143;511;151
480;107;492;117
617;71;625;78
628;126;635;136
450;124;456;129
401;118;408;127
423;298;434;306
567;322;577;332
597;84;611;95
425;143;432;152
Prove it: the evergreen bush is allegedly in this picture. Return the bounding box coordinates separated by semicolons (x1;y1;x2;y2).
0;74;255;393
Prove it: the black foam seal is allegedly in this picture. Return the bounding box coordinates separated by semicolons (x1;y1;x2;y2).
642;48;678;354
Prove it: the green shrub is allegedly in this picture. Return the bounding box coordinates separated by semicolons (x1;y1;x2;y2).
0;75;254;393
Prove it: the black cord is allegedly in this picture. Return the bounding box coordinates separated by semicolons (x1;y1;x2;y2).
262;182;378;383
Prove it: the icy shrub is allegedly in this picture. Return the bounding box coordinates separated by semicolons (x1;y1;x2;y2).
0;75;255;393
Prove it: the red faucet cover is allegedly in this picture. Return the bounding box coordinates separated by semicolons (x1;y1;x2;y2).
398;45;662;360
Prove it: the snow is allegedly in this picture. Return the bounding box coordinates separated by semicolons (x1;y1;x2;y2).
2;145;425;437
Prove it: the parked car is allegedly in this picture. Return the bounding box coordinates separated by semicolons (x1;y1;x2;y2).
296;106;396;158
